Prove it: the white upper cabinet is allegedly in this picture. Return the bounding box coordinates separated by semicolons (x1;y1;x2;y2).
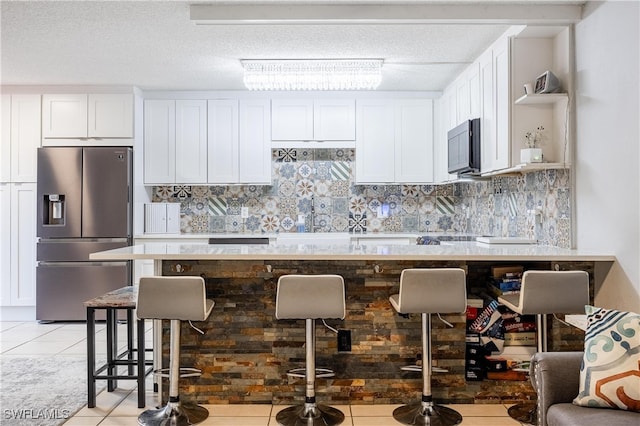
175;100;207;184
144;97;272;185
478;35;511;174
271;99;314;140
208;99;239;184
1;95;11;182
42;93;133;143
395;99;434;183
239;99;272;184
492;35;511;172
42;94;87;138
271;98;355;146
437;26;572;176
144;99;208;184
1;94;41;183
88;94;134;138
313;99;356;141
356;98;433;184
209;99;272;185
355;99;395;183
144;100;176;184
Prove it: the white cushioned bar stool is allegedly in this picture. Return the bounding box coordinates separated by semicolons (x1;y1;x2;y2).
498;270;589;424
389;268;467;426
275;274;346;426
136;276;214;426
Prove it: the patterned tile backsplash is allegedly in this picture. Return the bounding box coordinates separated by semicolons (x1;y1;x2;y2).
152;148;572;248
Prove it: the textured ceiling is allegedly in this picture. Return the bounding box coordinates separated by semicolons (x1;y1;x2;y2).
0;1;580;91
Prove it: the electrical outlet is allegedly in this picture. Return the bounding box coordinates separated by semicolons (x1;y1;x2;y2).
241;207;249;218
338;329;351;352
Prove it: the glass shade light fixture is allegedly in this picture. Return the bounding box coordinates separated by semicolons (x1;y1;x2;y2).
241;59;383;90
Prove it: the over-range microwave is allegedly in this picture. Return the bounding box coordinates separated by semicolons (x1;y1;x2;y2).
447;118;481;175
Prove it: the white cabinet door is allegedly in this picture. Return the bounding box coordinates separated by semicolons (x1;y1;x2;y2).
0;183;10;305
239;99;271;184
208;99;239;184
493;36;511;171
456;76;470;124
9;183;36;306
395;99;434;183
144;203;180;233
355;99;395;183
271;99;313;140
432;97;449;183
468;63;481;120
88;94;133;138
10;95;41;183
1;95;10;182
42;94;87;138
479;48;495;173
144;100;176;184
271;98;355;142
313;99;356;140
175;100;207;183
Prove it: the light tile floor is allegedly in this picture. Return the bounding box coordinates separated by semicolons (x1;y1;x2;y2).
1;321;527;425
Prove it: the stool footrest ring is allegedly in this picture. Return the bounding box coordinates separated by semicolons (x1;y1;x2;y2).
152;367;202;379
400;365;448;373
287;367;335;379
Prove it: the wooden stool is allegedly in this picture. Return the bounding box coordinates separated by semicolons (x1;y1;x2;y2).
85;286;153;409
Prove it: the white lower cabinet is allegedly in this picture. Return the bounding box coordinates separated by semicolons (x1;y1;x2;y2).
356;98;434;184
0;183;37;307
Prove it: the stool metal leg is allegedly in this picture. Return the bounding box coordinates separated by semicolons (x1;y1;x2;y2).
393;314;462;426
87;307;97;408
276;319;344;426
137;317;146;408
138;320;208;426
107;309;117;391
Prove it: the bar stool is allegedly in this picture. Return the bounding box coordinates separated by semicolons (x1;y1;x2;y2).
498;270;589;424
389;268;467;426
275;274;346;426
136;276;214;426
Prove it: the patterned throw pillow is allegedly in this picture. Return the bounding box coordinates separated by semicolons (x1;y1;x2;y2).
573;305;640;412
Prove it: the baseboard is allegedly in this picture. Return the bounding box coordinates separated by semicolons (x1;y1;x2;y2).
0;306;36;321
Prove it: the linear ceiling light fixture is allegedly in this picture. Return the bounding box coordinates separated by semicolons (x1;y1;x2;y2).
241;59;383;91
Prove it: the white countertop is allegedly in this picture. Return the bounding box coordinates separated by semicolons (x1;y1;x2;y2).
90;242;615;262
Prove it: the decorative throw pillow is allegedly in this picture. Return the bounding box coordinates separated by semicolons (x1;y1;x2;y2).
573;305;640;412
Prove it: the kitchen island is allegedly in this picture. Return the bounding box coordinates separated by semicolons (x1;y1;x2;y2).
90;242;614;406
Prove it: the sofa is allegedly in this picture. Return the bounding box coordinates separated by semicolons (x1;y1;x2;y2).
530;352;640;426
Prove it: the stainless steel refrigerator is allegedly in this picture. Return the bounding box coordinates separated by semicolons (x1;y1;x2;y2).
36;147;133;321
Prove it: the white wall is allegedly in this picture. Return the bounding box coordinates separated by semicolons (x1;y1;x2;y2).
575;0;640;311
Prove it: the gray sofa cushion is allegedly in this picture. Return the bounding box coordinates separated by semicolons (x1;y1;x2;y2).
548;403;640;426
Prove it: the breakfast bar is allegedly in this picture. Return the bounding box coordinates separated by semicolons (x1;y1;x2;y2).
90;242;615;406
